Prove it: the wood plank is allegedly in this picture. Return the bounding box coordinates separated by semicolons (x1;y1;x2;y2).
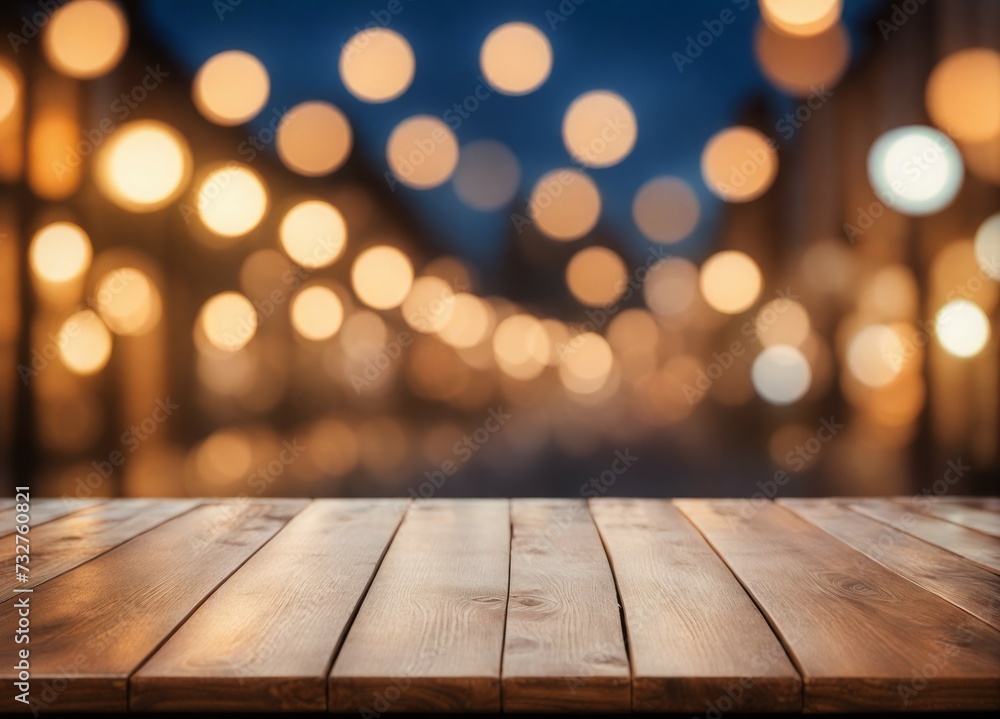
591;498;801;713
0;499;199;602
850;499;1000;574
675;499;1000;712
329;499;509;713
502;499;629;712
781;499;1000;630
913;500;1000;538
0;499;307;713
0;498;105;536
131;499;408;712
0;499;14;510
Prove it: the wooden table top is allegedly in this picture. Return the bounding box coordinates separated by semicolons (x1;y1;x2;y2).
1;496;998;714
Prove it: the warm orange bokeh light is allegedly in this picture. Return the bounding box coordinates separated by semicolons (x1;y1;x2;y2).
701;126;777;202
386;115;460;189
562;90;637;168
97;121;191;212
43;0;128;79
59;309;112;374
759;0;842;37
29;222;91;283
755;21;849;97
193;50;270;126
480;22;552;95
352;246;414;310
277;101;353;177
291;285;344;341
279;200;347;268
566;247;627;307
529;169;601;241
339;28;414;103
95;267;161;336
198;291;258;352
699;251;763;314
926;48;1000;143
196;164;268;238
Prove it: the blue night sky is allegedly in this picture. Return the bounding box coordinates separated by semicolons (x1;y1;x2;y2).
142;0;884;269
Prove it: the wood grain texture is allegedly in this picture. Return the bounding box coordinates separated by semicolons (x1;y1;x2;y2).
0;499;14;510
913;500;1000;538
0;500;306;713
850;498;1000;574
591;499;801;713
502;499;629;712
329;499;510;713
0;498;104;536
131;499;408;712
675;499;1000;712
0;499;199;602
782;499;1000;630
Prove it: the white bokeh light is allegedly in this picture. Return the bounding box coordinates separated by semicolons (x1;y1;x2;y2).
936;300;991;358
751;344;812;405
867;126;963;216
974;213;1000;281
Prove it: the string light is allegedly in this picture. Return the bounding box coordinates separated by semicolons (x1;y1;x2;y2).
96;121;191;212
339;27;414;103
29;222;91;283
193;51;270;126
480;22;552;95
43;0;128;79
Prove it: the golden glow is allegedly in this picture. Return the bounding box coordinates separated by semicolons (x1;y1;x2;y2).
0;64;17;124
632;176;700;244
566;246;627;307
193;50;269;126
644;257;698;317
403;276;455;333
340;311;388;360
759;0;842;37
277;101;353;177
29;222;91;283
339;27;414;103
436;293;492;348
493;314;549;380
529;168;601;241
607;309;659;355
44;0;128;79
59;309;112;374
926;49;1000;143
860;264;918;321
936;300;990;358
752;344;811;405
198;291;258;352
97;121;191;212
847;324;904;388
701;126;777;202
559;332;613;394
562;90;637;168
196;164;268;237
755;298;810;347
351;245;414;310
291;285;344;341
453;140;520;211
480;22;552;95
699;251;763;314
755;21;849;97
975;213;1000;281
386;115;459;189
95;267;161;336
279;200;347;268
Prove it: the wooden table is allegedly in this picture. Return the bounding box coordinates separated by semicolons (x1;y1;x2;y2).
1;497;998;713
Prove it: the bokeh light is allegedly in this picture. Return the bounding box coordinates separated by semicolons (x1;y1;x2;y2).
436;293;493;348
926;48;1000;143
847;324;904;388
759;0;842;37
198;291;258;352
452;140;520;211
402;276;455;333
0;63;17;124
529;168;601;240
632;177;700;244
352;246;414;310
340;310;388;360
936;299;990;358
566;246;627;307
279;200;347;268
752;345;812;405
43;0;128;79
339;27;414;103
559;332;614;394
644;257;699;317
755;21;849;97
95;267;161;336
699;251;763;314
493;314;549;380
276;101;352;177
59;309;112;375
974;213;1000;281
193;50;270;126
196;164;268;238
701;126;777;202
755;298;810;347
96;121;191;212
291;285;344;341
480;22;552;95
29;222;91;283
562;90;637;168
386;115;459;189
867;125;963;216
